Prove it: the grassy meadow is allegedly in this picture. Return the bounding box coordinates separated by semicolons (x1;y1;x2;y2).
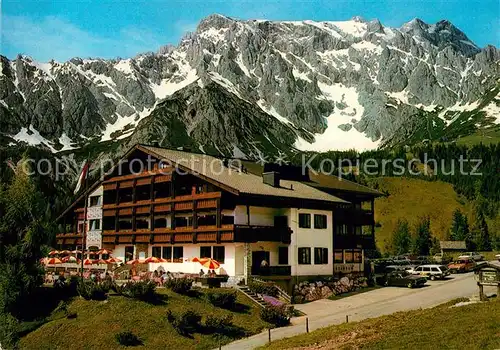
260;298;500;350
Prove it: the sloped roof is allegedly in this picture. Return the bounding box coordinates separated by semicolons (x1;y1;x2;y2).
440;241;467;250
240;160;382;196
140;145;348;204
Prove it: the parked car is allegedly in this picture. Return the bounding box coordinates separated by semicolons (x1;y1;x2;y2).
385;265;414;273
383;271;427;288
432;253;451;264
408;264;451;280
496;253;500;262
447;258;476;273
458;252;484;261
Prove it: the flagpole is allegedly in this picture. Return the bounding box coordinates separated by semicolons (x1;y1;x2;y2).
80;160;90;282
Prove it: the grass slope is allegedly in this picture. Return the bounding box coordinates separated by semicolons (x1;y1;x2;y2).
20;288;269;350
372;177;469;252
260;298;500;350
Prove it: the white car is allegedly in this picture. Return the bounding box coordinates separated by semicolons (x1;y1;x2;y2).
495;253;500;262
409;264;451;280
458;252;484;261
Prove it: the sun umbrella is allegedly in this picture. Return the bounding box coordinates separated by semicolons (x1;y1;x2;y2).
62;256;79;263
93;259;108;265
97;248;113;255
105;257;122;264
191;257;201;263
48;250;59;256
71;250;82;254
145;256;163;263
83;258;93;266
126;259;144;265
45;257;63;265
199;258;221;270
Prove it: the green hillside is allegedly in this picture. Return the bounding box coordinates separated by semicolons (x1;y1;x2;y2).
372;177;470;253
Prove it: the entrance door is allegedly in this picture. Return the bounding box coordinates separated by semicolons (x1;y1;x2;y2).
125;246;134;262
252;251;270;275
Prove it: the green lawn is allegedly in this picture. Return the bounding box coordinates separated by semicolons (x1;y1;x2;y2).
260;298;500;350
19;288;269;350
456;126;500;147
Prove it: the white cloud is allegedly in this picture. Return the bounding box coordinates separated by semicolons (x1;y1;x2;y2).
2;15;163;61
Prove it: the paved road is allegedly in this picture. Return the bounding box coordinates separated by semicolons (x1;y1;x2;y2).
223;272;497;350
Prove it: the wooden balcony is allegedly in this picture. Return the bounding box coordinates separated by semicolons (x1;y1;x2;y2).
335;208;374;226
334;234;376;249
234;225;292;244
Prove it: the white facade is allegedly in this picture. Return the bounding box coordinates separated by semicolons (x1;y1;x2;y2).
77;186;103;249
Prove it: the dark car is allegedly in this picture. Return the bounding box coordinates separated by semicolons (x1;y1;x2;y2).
383;271;427;288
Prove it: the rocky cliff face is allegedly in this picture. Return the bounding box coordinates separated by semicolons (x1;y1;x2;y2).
1;14;499;155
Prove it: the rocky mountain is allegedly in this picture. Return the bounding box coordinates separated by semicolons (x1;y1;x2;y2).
1;14;499;157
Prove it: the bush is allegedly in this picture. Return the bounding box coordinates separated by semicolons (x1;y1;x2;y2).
100;279;117;293
206;290;237;309
164;278;193;294
115;331;142;346
77;280;108;301
166;309;201;336
260;305;292;327
248;281;279;297
204;314;233;332
116;281;156;301
0;312;19;348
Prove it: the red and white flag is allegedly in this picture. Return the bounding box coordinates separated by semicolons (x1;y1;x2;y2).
74;161;89;194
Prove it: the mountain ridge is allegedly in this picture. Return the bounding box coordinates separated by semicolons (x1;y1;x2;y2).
0;14;499;156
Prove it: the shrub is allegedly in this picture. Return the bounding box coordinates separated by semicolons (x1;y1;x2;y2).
115;331;142;346
248;281;279;297
77;280;107;301
116;281;156;301
206;290;237;309
100;279;116;294
260;305;292;327
0;312;19;348
166;309;201;335
204;314;233;332
164;278;193;294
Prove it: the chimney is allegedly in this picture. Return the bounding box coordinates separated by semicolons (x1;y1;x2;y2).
262;171;280;187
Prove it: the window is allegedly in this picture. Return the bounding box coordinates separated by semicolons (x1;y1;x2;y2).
118;219;132;231
162;247;172;261
314;214;327;229
154;182;171;199
136;185;150;201
355;226;362;235
175;216;193;227
314;248;328;264
336;224;349;235
89;219;100;231
89;196;101;206
344;250;354;263
298;247;311;264
298;213;311;228
200;246;211;258
431;267;439;272
78;223;84;233
278;247;289;265
334;249;343;263
154;217;168;229
136;216;149;230
103;217;115;230
173;247;183;262
221;215;234;225
353;249;362;263
197;214;216;226
125;246;134;262
152;247;161;258
213;246;225;264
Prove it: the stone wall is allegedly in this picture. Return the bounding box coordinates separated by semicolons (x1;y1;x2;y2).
293;275;369;303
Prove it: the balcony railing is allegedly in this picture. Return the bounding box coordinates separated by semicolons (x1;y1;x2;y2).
335;208;374;225
234;225;292;243
334;234;376;249
252;265;291;276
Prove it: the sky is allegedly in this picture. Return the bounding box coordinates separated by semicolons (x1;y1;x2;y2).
1;0;498;62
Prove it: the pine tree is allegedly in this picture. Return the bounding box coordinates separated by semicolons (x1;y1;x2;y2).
0;162;53;316
413;216;433;256
449;209;469;241
472;211;492;251
392;219;412;255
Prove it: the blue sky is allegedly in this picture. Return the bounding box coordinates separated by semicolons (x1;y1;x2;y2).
1;0;498;62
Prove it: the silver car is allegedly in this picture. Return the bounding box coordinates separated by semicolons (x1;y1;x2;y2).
409;264;451;280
